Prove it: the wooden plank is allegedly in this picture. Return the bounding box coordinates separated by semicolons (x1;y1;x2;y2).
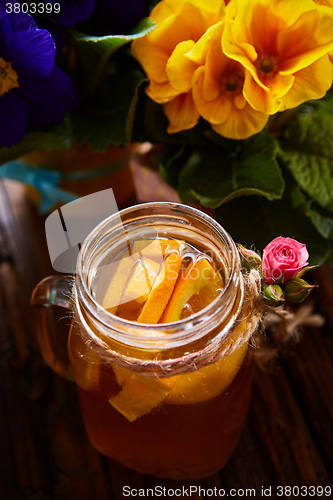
279;324;333;476
0;278;51;498
250;365;329;485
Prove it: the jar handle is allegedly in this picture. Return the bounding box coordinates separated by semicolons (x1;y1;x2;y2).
31;275;74;381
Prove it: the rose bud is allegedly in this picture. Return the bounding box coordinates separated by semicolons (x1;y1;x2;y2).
262;237;309;284
285;278;317;303
263;284;285;305
237;244;262;271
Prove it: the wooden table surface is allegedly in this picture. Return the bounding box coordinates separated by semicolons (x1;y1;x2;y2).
0;177;332;499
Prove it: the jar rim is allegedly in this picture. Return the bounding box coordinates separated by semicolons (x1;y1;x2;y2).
75;202;243;349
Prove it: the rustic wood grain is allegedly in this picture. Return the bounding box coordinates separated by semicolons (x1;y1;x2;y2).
0;178;332;498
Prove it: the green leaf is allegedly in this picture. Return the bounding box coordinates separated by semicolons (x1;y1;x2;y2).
316;97;333;116
0;119;73;165
73;18;155;56
296;265;319;279
69;68;147;149
215;182;332;266
280;113;333;212
178;133;284;208
308;205;333;239
72;18;155;90
158;145;188;189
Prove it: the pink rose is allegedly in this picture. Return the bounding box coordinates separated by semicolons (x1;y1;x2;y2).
262;237;309;284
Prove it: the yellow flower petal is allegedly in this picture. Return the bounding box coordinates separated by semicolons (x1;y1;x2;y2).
222;0;333;115
193;67;232;124
278;9;333;74
150;0;180;23
132;0;227;131
164;92;200;133
187;0;225;25
265;0;315;26
273;0;331;23
166;40;198;93
149;3;206;54
315;0;333;6
212;104;268;140
243;70;294;114
186;22;223;66
146;80;180;103
222;1;273;90
202;23;227;101
132;38;169;83
234;94;247;110
152;0;225;23
281;55;333;110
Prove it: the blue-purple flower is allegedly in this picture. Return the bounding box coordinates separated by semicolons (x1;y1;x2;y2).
0;7;76;147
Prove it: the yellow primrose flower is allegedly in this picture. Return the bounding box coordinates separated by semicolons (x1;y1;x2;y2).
192;23;268;139
132;0;225;133
314;0;333;6
314;0;333;62
222;0;333;114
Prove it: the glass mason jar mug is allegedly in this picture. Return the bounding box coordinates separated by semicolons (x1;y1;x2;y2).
31;203;259;480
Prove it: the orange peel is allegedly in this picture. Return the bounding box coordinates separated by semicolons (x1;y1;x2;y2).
161;258;222;322
137;251;182;323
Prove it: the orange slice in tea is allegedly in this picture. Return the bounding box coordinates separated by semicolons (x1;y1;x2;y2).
103;255;160;319
109;365;175;422
132;239;185;262
102;254;137;314
165;342;248;404
122;258;160;304
137;252;182;323
161;258;222;322
116;258;161;320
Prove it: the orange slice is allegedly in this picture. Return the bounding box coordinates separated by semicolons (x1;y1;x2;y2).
115;257;161;320
132;239;185;263
137;252;182;323
102;254;137;314
161;258;222;322
121;258;160;304
165;342;248;405
109;365;175;422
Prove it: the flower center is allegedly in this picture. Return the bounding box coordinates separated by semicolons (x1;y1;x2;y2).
258;56;276;75
0;58;19;97
225;73;243;92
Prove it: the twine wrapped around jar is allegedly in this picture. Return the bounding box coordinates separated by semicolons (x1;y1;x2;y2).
221;268;324;367
232;269;325;369
214;268;262;359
